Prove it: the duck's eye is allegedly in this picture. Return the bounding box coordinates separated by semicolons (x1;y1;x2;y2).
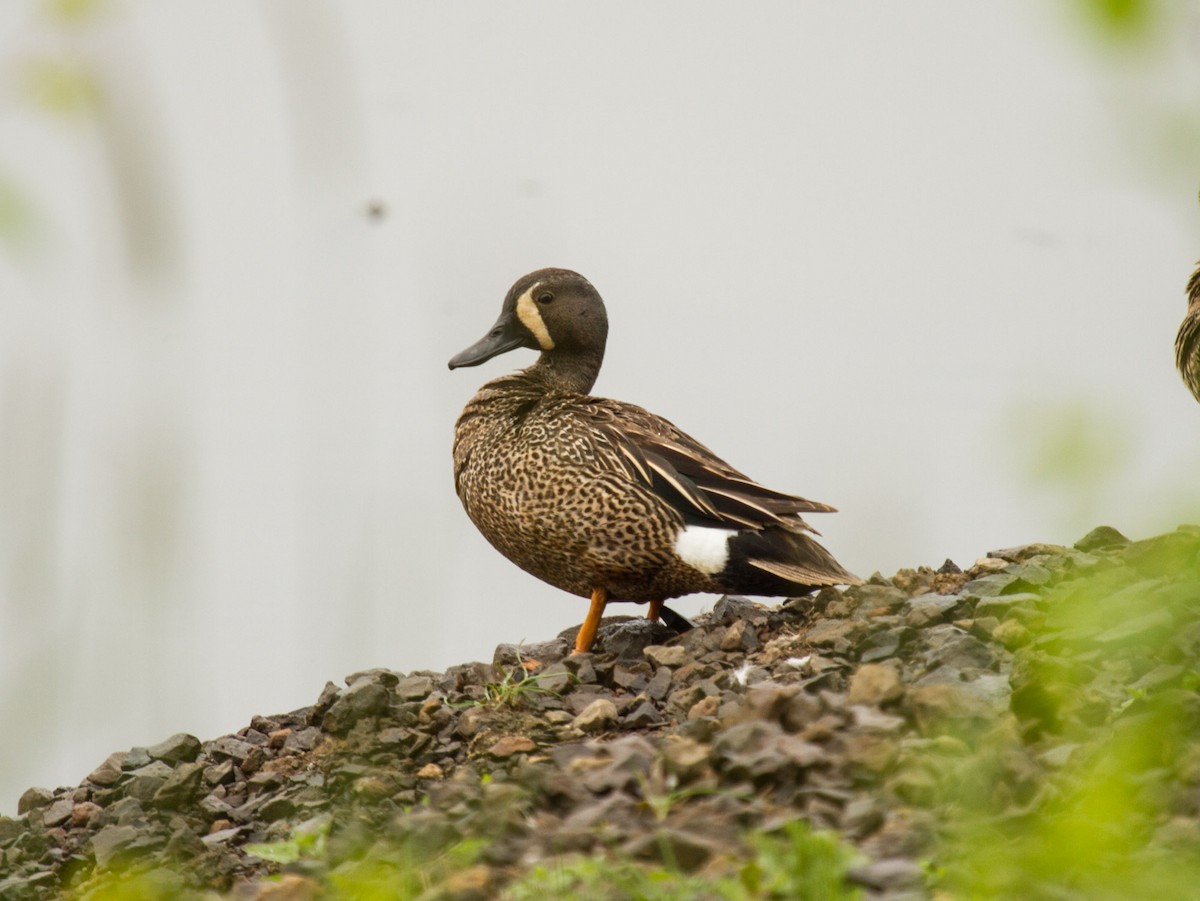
537;292;554;305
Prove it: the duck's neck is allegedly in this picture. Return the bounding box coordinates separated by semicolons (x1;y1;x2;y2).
525;348;604;395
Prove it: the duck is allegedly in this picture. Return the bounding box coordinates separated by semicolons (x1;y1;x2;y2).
1176;261;1200;403
449;268;860;654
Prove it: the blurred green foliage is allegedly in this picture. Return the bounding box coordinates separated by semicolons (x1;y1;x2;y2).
0;177;35;246
1005;397;1138;533
42;0;105;23
1012;400;1133;490
929;529;1200;899
1072;0;1159;41
21;59;101;116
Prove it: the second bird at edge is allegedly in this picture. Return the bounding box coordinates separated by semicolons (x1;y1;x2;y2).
449;268;860;654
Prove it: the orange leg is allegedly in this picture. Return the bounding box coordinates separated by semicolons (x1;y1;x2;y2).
574;586;609;654
646;599;664;622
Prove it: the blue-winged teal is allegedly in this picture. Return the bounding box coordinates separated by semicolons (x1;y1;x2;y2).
1176;262;1200;403
449;268;860;653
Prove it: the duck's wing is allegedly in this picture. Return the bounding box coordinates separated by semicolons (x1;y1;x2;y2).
577;398;835;533
1176;262;1200;404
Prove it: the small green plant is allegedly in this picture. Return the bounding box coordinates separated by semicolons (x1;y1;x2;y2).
326;837;487;900
64;864;201;901
504;821;863;901
244;813;331;865
726;821;864;901
504;855;712;901
633;771;746;824
476;655;572;708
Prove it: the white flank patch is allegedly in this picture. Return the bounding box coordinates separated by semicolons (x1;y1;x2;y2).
674;525;736;575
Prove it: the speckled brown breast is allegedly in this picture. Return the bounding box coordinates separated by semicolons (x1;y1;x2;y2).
453;374;718;601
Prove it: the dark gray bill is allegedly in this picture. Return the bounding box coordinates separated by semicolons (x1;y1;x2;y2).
448;313;528;369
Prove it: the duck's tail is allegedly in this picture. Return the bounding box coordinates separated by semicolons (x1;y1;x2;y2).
720;525;861;597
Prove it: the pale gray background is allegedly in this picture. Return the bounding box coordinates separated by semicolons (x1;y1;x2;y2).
1;2;1198;813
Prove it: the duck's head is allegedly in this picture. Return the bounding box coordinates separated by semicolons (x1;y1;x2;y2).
448;268;609;372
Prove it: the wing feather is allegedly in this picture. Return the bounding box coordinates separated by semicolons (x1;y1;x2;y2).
1177;261;1200;403
580;398;834;531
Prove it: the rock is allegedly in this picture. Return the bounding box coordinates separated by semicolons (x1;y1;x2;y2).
250;873;322;901
1075;525;1129;552
534;661;574;694
90;824;140;868
687;696;721;720
712;595;768;623
847;664;904;707
208;736;258;761
572;698;619;733
308;681;341;725
1092;608;1174;645
856;584;910;613
963;572;1019;597
0;873;58;898
284;726;323;752
345;668;400;688
87;753;127;787
645;666;672;700
849;857;925;891
920;626;996;671
804;618;867;654
625;827;718;871
843;733;898;777
562;653;597;684
992;618;1031;649
858;629;903;663
16;788;52;815
644;644;688;668
623;701;663;729
203;759;235;786
487;735;537;758
661;736;710;783
202;825;243;846
849;710;902;734
612;663;650;691
439;864;494;901
40;799;73;828
321;680;390;734
712;721;824;783
121;746;152;769
906;683;996;733
153;761;206;808
720;620;759;652
842;797;884;838
146;732;202;764
119;760;173;804
597;618;676;659
70;801;102;828
395;674;435;700
259;795;298;822
974;592;1040;619
904;593;963;628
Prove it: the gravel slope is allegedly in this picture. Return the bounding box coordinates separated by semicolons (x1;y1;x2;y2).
2;524;1198;900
